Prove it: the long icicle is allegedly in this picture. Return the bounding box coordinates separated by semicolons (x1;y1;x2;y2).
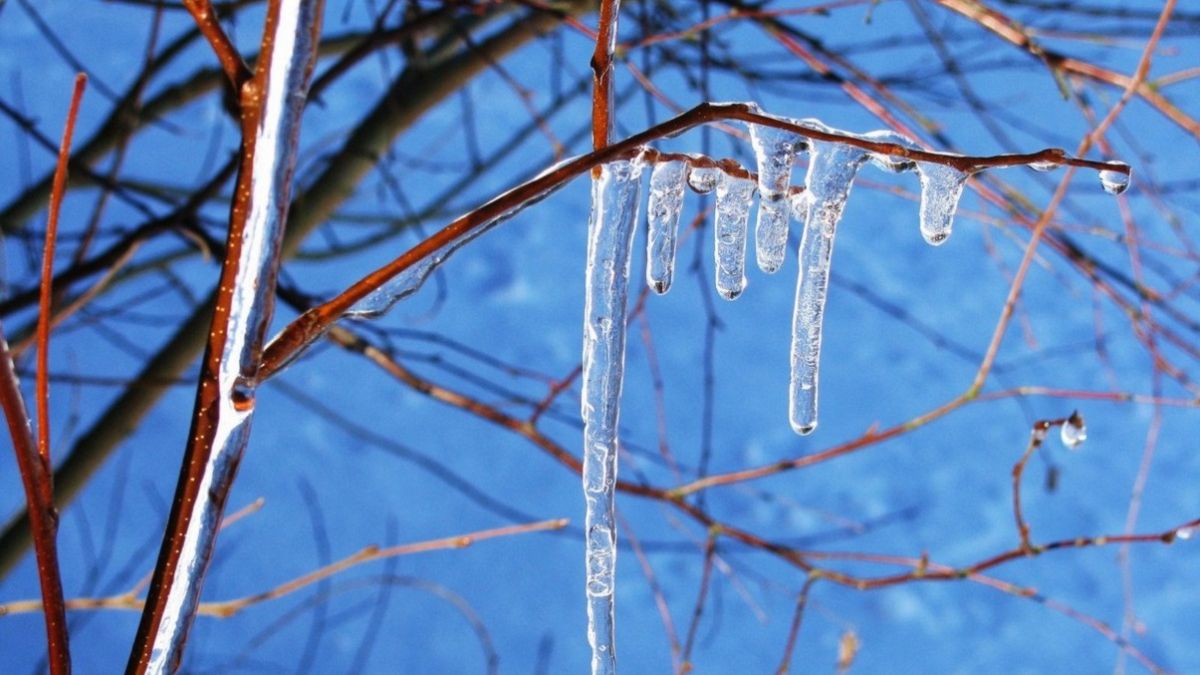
789;132;871;435
581;159;642;675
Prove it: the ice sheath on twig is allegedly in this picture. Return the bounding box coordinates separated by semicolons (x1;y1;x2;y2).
126;2;325;673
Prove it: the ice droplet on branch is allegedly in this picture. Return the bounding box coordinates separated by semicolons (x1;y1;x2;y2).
687;166;718;194
645;160;687;294
714;172;756;299
916;161;969;246
1099;163;1131;195
1060;411;1087;450
749;123;806;274
581;158;642;675
789;132;871;435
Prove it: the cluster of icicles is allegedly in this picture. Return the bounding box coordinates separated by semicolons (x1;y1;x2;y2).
578;113;1128;673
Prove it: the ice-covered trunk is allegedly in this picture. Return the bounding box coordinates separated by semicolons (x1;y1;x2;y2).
581;159;642;675
645;160;687;294
714;173;756;299
789;137;869;435
749;123;805;274
127;2;324;673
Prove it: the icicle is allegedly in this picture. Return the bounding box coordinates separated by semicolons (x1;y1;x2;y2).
714;172;755;299
581;158;642;675
645;160;687;294
916;161;969;246
1060;411;1086;449
1099;162;1131;195
687;166;718;194
749;123;805;273
789;134;871;435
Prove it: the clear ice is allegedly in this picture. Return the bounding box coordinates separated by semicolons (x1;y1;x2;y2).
345;231;484;318
714;172;755;299
916;161;969;246
1099;163;1131;195
581;159;642;675
141;1;324;670
789;129;872;435
1060;412;1087;450
687;166;718;194
645;160;688;294
748;123;805;274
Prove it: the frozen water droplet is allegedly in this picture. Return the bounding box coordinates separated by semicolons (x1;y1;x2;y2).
864;129;918;174
1030;161;1059;172
790;131;871;435
714;172;755;300
687;166;718;194
749;122;805;274
916;161;969;246
230;379;255;412
1060;411;1086;449
1099;164;1131;195
646;160;687;294
1176;527;1194;541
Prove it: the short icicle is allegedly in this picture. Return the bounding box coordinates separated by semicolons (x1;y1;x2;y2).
581;158;643;675
645;160;688;294
916;161;969;246
789;131;871;435
714;172;756;299
749;123;806;273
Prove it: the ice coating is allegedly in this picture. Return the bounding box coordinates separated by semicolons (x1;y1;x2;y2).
916;161;969;246
645;160;688;294
137;1;325;670
790;134;871;435
581;159;642;675
749;123;806;273
345;231;483;318
714;172;755;299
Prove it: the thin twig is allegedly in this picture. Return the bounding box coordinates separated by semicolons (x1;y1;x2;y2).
38;73;88;465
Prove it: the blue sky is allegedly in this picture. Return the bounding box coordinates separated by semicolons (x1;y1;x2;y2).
0;1;1197;672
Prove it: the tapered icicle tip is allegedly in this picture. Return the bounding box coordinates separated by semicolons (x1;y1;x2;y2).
1098;163;1131;195
916;162;969;246
713;173;755;301
645;160;687;295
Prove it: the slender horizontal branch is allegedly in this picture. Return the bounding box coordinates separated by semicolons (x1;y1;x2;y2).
260;102;1127;378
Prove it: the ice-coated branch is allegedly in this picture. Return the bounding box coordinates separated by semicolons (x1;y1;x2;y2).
126;1;325;672
259;102;1126;380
